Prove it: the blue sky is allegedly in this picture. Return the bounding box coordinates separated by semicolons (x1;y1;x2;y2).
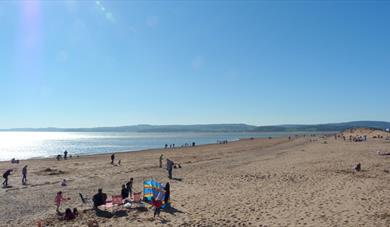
0;1;389;128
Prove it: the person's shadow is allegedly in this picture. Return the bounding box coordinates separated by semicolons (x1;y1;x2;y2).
171;177;183;181
162;206;184;216
95;209;113;218
95;208;128;218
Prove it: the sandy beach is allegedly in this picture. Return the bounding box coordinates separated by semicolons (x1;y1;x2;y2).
1;131;389;227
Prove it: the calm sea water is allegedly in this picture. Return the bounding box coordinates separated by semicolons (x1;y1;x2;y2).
0;131;319;161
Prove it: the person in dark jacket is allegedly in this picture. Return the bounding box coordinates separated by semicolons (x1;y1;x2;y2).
22;165;28;185
164;182;170;205
126;177;133;195
2;169;12;188
64;150;68;160
92;188;107;208
167;159;174;179
111;154;115;165
121;184;129;199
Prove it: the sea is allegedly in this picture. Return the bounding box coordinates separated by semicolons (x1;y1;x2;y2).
0;131;324;161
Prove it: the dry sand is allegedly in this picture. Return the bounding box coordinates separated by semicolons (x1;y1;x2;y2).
1;132;390;227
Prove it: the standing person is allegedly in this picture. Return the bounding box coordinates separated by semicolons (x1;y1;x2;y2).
159;154;164;168
64;150;68;160
111;153;115;165
167;159;174;179
22;165;28;185
126;178;133;195
55;191;68;213
2;169;12;188
153;191;163;218
164;182;170;205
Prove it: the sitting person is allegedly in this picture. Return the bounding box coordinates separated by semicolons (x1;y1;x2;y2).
92;188;107;208
73;208;79;217
64;208;75;221
121;184;129;199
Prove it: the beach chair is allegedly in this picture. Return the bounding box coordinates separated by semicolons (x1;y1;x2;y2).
79;193;93;206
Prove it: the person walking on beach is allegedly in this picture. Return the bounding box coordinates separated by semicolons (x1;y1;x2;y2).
2;169;12;188
159;154;164;168
111;153;115;165
167;159;174;179
22;165;28;185
64;150;68;160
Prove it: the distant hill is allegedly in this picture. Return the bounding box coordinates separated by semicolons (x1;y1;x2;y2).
1;121;389;133
252;121;390;132
0;124;257;133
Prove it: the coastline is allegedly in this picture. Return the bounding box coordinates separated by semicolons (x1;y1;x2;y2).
0;131;335;163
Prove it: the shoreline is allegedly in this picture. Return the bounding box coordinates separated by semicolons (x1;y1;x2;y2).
0;131;336;163
0;137;240;164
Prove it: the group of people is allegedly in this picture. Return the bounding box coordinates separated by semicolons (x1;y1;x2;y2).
218;140;228;144
91;177;134;209
164;144;176;149
56;150;76;161
90;179;170;218
2;165;28;188
121;178;133;200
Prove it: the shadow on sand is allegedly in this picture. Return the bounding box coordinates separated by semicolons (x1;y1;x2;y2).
162;206;184;216
95;209;128;218
171;177;183;181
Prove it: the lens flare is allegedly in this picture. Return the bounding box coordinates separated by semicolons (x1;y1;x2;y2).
15;0;43;83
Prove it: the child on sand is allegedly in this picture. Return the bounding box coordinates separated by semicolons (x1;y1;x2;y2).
55;191;69;213
126;178;133;195
64;208;75;221
153;197;162;218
